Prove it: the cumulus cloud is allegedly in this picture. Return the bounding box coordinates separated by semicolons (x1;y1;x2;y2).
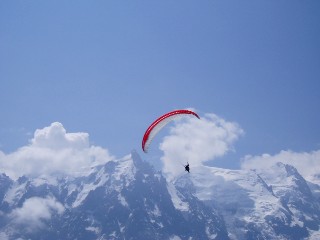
31;122;89;150
160;113;243;180
10;196;64;232
0;122;114;179
241;150;320;184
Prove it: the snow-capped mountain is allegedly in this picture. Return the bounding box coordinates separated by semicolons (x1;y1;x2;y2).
175;163;320;240
0;151;319;240
0;151;228;240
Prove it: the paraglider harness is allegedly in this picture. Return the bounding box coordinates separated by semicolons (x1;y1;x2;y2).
184;163;190;173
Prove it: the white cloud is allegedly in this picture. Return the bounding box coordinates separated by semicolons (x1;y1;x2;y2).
160;113;243;180
0;232;9;240
31;122;89;150
0;122;114;179
241;150;320;184
10;196;64;232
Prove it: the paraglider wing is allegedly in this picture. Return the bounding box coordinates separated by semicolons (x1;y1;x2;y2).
142;110;200;153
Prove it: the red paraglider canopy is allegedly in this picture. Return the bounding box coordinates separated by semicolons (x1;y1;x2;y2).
142;109;200;153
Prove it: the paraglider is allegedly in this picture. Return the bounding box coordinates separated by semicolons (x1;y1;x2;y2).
142;109;200;153
184;162;190;173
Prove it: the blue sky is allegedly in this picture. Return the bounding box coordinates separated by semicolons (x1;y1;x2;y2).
1;0;320;170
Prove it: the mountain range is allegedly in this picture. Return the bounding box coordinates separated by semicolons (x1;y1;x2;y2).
0;150;319;239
